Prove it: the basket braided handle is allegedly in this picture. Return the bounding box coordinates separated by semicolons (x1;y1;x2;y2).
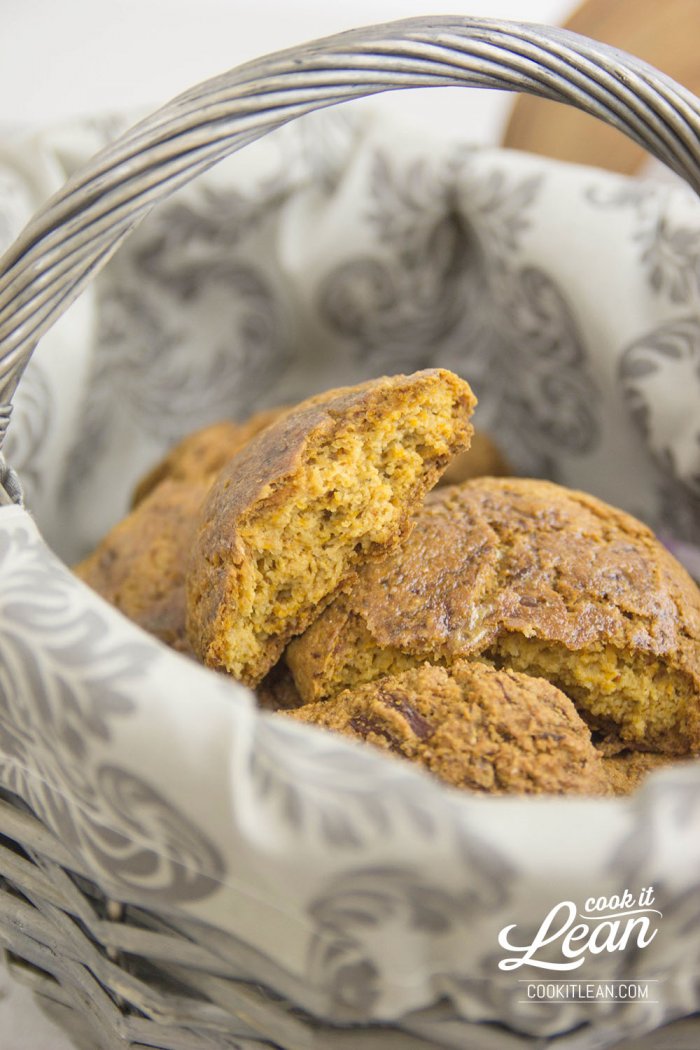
0;15;698;452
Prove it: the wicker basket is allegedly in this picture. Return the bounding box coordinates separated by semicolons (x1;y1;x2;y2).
0;15;699;1050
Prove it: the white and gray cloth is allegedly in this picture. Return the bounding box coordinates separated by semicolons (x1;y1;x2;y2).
0;109;699;1049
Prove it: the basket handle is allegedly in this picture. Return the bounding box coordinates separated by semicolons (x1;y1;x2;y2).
0;15;698;451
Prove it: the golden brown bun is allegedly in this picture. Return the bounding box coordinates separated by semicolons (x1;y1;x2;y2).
75;478;210;652
286;660;610;796
287;477;700;754
186;370;476;686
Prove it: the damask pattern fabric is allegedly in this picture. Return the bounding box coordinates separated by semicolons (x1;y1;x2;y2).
0;110;699;1048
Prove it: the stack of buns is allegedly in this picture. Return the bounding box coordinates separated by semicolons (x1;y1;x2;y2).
75;369;700;797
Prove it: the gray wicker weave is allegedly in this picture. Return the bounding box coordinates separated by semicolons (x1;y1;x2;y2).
0;16;699;1050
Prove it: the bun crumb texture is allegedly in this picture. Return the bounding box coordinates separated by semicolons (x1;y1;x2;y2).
186;370;476;685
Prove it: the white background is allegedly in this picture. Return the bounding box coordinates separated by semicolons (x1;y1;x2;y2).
0;2;576;1048
1;0;575;138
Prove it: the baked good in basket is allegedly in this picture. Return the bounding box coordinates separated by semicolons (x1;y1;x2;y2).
74;478;210;651
78;382;506;661
76;406;291;648
286;660;610;796
287;477;700;755
186;369;476;685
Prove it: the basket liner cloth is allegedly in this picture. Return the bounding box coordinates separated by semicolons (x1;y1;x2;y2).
0;109;698;1048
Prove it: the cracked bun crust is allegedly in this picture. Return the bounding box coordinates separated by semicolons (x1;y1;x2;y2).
287;477;700;755
286;660;610;796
